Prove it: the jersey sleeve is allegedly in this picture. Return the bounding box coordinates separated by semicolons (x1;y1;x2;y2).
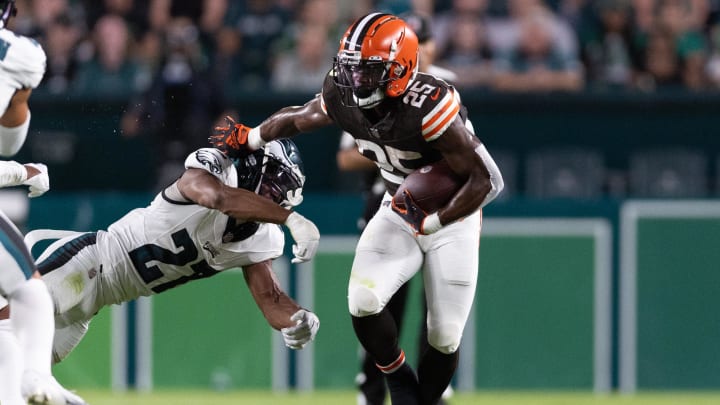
0;30;46;90
420;85;461;142
185;148;236;185
320;73;337;119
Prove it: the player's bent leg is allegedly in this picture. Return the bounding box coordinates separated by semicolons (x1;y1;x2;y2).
8;280;88;404
52;320;90;364
378;350;420;405
427;321;462;355
355;282;412;405
387;281;410;334
10;278;54;375
417;346;458;405
352;311;420;405
356;350;386;405
418;211;481;405
348;283;383;317
0;319;25;405
351;310;400;366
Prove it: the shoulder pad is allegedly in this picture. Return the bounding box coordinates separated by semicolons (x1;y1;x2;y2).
409;75;461;142
0;30;46;89
185;148;233;176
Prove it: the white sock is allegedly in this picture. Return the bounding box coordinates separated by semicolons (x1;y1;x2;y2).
0;319;26;405
10;278;54;375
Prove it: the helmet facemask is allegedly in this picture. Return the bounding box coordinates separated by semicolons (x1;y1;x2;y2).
232;149;264;192
333;50;402;109
333;13;420;108
258;140;306;208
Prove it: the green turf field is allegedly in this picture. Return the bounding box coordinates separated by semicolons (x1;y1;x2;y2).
76;390;720;405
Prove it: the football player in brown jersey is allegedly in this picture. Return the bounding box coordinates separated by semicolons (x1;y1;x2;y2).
337;11;459;405
210;12;504;405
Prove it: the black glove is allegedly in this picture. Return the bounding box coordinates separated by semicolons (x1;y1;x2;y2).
208;116;253;158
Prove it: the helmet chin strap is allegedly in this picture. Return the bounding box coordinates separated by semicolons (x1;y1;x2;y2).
354;88;385;109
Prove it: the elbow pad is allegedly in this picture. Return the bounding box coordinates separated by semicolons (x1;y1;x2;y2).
476;144;504;207
0;111;30;157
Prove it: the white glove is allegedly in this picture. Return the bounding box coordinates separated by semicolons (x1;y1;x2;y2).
22;163;49;198
281;309;319;350
284;211;319;263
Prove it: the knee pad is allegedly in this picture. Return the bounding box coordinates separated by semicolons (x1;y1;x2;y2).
348;285;382;317
427;323;462;354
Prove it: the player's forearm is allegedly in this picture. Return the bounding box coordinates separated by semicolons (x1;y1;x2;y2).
0;89;31;127
215;187;291;224
257;98;331;143
255;290;303;330
257;106;305;142
337;148;377;171
440;152;503;224
440;173;493;224
243;261;302;330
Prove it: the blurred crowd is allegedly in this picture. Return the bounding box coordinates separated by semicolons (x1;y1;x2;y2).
11;0;720;99
11;0;720;190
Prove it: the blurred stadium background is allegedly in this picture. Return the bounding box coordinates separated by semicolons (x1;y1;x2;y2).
2;0;720;403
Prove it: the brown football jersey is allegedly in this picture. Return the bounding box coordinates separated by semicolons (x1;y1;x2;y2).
321;71;469;194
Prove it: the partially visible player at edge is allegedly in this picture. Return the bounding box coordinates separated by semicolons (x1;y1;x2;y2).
0;0;87;404
2;139;320;365
210;12;503;405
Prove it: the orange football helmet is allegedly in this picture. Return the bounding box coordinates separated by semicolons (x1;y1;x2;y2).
333;13;419;108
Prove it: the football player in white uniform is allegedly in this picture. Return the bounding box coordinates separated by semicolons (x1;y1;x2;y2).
3;138;320;364
210;13;503;405
0;1;85;404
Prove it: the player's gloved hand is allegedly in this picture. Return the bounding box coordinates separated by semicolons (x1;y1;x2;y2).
391;190;442;235
208;116;254;158
22;163;49;198
281;309;320;350
284;212;319;263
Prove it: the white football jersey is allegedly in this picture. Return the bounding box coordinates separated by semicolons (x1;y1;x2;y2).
37;148;285;324
103;148;285;298
0;27;46;113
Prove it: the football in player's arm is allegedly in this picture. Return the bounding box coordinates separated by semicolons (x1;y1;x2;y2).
210;12;503;405
1;140;320;370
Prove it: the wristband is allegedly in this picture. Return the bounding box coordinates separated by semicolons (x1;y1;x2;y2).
421;212;442;235
248;127;267;150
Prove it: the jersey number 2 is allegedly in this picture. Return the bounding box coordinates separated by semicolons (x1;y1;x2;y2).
128;229;219;293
